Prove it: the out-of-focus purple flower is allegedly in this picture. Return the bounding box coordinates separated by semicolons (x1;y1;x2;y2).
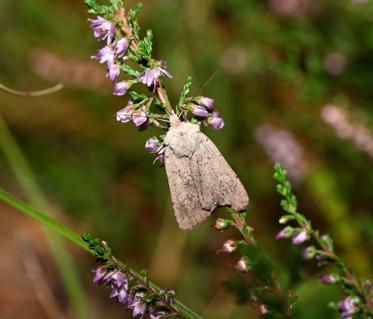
324;52;346;76
191;104;209;117
321;105;373;159
269;0;310;17
113;81;128;96
114;38;129;57
138;67;172;88
132;109;148;127
338;297;359;318
276;226;294;240
197;96;215;111
92;266;106;284
292;230;309;245
89;16;116;43
208;111;225;129
319;274;339;285
255;124;309;183
93;46;114;64
315;253;327;267
117;106;133;123
107;59;120;81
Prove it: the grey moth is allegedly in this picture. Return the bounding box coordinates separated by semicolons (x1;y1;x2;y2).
164;115;249;230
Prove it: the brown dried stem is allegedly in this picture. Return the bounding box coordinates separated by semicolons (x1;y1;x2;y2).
0;83;63;97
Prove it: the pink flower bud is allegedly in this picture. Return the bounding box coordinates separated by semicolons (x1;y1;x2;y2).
235;257;250;272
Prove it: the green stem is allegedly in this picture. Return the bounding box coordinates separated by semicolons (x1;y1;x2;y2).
0;186;202;319
0;116;91;319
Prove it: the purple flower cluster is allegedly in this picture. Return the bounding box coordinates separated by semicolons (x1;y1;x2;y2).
338;297;359;319
90;16;129;82
92;266;176;318
189;96;224;129
145;137;165;163
116;104;149;129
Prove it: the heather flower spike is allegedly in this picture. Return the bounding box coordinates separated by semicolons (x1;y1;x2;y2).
82;235;191;319
87;1;225;163
274;163;373;318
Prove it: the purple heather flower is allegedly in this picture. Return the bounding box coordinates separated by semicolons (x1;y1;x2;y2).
276;226;294;240
319;274;339;285
208;111;225;129
338;297;359;318
138;67;172;88
221;239;237;253
111;286;129;303
107;59;120;81
235;257;250;272
292;230;309;245
93;46;114;64
129;292;147;317
114;38;129;57
145;137;159;152
113;81;129;96
191;104;209;117
111;270;127;288
198;96;215;111
117;106;133;123
92;266;106;284
132;109;148;127
89;16;116;43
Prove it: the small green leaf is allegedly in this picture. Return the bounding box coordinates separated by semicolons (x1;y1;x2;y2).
179;76;193;105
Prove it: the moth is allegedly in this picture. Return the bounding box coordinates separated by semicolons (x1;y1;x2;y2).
164;115;249;230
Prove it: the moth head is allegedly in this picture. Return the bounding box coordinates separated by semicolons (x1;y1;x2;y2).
169;113;182;128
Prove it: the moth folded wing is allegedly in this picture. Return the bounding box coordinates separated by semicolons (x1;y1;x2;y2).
190;132;249;212
164;148;211;230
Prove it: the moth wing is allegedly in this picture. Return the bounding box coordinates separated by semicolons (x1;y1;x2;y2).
190;132;249;212
164;148;211;230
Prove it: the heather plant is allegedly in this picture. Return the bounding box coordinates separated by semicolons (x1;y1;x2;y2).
0;0;373;319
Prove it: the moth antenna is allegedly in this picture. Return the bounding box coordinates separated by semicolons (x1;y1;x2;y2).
196;71;219;95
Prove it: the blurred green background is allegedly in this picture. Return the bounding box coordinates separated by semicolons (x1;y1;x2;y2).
0;0;373;318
